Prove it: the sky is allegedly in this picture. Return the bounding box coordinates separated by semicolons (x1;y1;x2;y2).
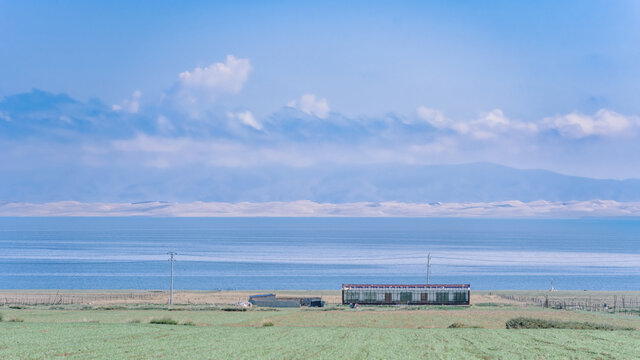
2;1;640;203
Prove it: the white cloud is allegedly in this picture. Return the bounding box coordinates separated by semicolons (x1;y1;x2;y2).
178;55;251;96
415;106;449;128
466;109;537;139
112;90;141;113
288;94;330;119
227;110;262;130
474;109;509;128
165;55;251;115
416;107;638;141
544;109;638;138
415;107;538;140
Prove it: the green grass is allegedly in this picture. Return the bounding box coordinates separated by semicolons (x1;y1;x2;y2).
505;317;634;330
0;308;273;325
0;305;639;359
3;305;640;329
0;322;638;359
149;317;178;325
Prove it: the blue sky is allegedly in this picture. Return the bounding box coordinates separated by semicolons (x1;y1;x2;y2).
1;1;640;202
3;1;639;118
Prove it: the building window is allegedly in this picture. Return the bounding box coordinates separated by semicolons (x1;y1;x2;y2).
454;291;467;303
364;292;377;301
345;291;359;302
400;292;412;302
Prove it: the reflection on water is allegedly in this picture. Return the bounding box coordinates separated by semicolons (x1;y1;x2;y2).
0;217;638;290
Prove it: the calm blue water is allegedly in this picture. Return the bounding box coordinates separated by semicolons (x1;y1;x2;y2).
0;217;638;290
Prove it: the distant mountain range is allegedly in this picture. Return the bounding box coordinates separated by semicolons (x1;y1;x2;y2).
2;90;640;204
2;162;640;203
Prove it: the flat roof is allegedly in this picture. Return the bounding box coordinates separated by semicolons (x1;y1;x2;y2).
249;293;276;298
342;284;470;289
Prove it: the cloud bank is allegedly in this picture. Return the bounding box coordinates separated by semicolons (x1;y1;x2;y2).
2;54;640;207
544;109;639;138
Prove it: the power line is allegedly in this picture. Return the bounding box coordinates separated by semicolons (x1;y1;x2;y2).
427;253;431;284
167;252;177;305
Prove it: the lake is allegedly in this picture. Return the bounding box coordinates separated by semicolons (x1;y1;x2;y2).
0;217;638;290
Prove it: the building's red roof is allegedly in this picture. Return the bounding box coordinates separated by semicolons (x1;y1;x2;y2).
342;284;470;289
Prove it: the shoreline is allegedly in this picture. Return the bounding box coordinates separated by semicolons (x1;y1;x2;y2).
2;289;639;307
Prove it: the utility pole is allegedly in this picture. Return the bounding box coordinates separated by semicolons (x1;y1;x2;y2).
427;253;432;285
168;252;177;305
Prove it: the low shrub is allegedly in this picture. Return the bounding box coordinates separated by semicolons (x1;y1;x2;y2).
182;320;196;326
305;306;344;311
149;317;178;325
7;317;24;322
221;307;247;312
505;317;633;330
262;321;274;327
422;305;468;311
448;322;481;328
127;319;141;324
132;305;166;310
448;322;467;328
0;313;3;321
96;305;126;311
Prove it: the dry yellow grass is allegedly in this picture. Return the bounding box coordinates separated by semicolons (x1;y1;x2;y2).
0;289;343;305
0;290;632;308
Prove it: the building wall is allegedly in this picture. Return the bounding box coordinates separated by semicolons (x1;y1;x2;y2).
251;299;301;307
342;287;469;305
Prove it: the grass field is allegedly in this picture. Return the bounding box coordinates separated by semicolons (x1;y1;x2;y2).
1;290;640;359
1;301;640;359
2;322;639;359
